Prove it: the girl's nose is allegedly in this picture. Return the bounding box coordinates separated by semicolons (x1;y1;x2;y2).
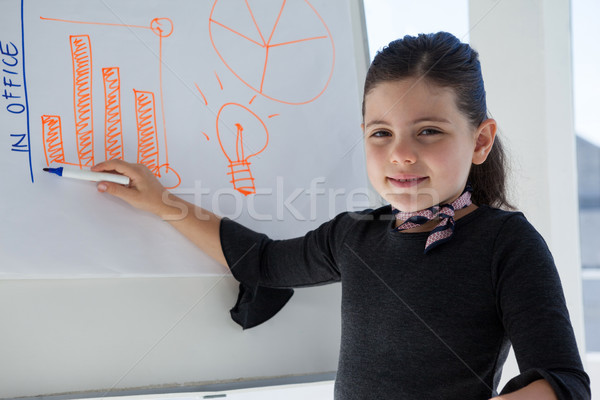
390;139;417;165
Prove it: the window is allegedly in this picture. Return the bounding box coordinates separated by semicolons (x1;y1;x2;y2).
363;0;469;60
573;0;600;356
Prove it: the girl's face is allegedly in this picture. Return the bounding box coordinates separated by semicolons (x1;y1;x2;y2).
362;77;495;212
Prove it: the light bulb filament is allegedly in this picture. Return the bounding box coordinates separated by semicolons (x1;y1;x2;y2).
235;122;244;161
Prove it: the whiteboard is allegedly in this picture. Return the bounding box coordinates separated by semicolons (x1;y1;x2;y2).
0;0;369;278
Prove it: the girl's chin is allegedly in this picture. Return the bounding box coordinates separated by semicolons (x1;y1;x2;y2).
384;192;442;212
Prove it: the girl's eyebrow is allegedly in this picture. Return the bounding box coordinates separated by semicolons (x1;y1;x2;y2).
365;117;451;129
364;119;390;128
411;117;452;125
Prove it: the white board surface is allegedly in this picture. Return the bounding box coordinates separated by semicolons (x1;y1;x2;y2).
0;0;369;278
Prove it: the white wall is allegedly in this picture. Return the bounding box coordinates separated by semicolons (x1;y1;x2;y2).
469;0;587;383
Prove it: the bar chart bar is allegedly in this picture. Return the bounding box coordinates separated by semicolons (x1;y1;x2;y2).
102;67;124;160
41;115;65;167
134;89;159;174
70;34;94;168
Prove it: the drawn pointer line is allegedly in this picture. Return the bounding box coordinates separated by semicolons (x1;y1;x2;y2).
40;16;151;30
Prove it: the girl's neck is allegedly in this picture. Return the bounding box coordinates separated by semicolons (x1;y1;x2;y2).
395;203;479;232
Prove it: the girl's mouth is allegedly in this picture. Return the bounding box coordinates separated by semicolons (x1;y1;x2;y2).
387;176;427;188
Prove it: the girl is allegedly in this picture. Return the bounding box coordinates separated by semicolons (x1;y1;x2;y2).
92;32;590;399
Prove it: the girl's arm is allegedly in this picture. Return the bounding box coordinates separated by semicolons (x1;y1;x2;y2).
491;213;590;399
91;160;227;267
491;379;557;400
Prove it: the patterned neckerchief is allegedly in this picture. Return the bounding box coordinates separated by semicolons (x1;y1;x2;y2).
392;186;473;254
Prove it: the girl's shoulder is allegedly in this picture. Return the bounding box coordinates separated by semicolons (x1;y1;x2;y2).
469;205;550;252
466;204;525;225
335;204;396;226
320;205;396;239
471;205;532;230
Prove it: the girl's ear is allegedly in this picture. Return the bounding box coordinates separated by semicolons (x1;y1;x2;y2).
472;118;497;165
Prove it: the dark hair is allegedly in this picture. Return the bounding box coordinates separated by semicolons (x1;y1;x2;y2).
363;32;513;209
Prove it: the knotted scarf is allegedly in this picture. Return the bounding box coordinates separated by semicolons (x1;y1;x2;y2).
392;185;473;254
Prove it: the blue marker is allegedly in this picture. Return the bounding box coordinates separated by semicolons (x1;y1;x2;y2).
43;166;130;185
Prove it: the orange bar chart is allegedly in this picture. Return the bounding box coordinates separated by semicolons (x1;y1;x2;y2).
70;35;94;168
39;16;180;188
102;67;124;161
134;89;160;174
41;115;65;166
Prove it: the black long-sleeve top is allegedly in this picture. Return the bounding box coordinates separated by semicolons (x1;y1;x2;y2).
220;205;591;399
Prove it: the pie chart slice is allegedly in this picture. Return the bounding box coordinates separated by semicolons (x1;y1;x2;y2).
209;19;268;91
209;1;264;46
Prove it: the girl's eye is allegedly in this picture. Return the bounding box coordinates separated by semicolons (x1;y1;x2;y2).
371;130;391;138
419;128;442;136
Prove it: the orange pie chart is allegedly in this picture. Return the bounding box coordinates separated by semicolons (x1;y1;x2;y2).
209;0;335;105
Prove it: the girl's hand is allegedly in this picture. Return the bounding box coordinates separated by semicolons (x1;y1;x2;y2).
489;379;557;400
91;160;175;218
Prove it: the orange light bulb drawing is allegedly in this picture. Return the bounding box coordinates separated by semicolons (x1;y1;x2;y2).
216;103;269;196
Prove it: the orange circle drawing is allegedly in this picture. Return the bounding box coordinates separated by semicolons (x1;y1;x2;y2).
158;164;181;189
216;102;269;162
151;18;174;37
209;0;335;105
